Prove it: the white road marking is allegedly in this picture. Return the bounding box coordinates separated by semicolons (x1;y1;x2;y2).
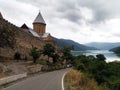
62;70;69;90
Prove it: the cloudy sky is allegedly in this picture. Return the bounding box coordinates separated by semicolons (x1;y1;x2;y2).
0;0;120;44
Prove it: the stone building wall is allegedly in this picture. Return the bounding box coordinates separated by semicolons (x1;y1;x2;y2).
33;23;46;35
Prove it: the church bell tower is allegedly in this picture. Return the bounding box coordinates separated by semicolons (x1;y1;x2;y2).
33;12;46;35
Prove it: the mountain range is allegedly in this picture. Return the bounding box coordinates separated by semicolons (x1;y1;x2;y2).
52;37;97;51
85;42;120;50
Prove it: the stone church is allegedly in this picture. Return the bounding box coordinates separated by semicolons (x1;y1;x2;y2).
21;12;51;41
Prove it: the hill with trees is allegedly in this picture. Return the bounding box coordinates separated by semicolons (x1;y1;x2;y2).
52;37;97;51
72;54;120;90
110;46;120;56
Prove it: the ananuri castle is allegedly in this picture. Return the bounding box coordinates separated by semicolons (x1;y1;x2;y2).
0;11;55;59
21;12;51;41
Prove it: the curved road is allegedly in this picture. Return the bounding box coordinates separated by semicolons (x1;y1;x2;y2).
3;69;70;90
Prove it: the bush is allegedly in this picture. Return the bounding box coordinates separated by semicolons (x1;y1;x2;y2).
14;51;21;60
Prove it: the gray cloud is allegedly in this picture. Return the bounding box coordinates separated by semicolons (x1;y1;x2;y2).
79;0;120;22
16;0;82;23
1;0;120;43
62;10;81;22
55;1;82;23
16;0;120;24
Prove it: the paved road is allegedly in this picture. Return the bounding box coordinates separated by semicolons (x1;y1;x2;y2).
2;69;70;90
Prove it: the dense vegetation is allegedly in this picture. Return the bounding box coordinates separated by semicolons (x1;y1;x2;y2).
28;44;67;71
72;54;120;90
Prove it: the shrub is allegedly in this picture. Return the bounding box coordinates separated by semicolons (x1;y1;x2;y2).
14;51;21;60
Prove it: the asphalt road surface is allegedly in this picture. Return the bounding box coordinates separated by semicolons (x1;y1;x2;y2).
2;69;70;90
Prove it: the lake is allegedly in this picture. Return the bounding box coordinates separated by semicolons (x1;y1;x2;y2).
71;50;120;62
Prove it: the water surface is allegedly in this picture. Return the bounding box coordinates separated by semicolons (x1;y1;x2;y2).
71;50;120;62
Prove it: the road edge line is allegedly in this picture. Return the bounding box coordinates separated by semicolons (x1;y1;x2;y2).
62;71;68;90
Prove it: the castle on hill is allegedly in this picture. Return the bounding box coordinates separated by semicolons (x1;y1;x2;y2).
0;11;55;59
0;11;51;41
21;12;51;41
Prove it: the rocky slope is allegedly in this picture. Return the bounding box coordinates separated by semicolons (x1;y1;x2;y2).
0;14;54;59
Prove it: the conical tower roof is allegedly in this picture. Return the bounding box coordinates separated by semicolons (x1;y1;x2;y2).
33;12;46;25
0;12;3;19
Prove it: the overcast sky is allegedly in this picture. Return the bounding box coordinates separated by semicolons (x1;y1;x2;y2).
0;0;120;44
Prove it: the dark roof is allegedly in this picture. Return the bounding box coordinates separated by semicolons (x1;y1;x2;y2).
33;12;46;24
0;12;3;19
21;23;29;29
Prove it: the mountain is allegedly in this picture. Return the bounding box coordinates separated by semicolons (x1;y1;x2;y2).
52;37;97;51
110;46;120;55
85;42;120;50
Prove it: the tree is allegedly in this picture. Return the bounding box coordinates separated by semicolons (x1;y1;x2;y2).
96;54;106;61
62;46;73;62
30;47;41;63
42;43;55;61
14;51;21;61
